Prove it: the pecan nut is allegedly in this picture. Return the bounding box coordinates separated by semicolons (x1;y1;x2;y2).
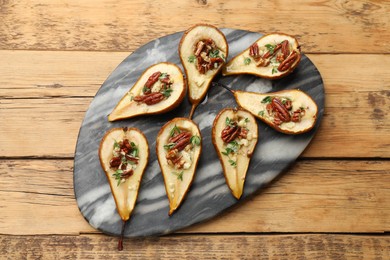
169;131;192;143
221;125;241;143
145;71;161;89
278;51;299;71
249;43;260;59
291;108;305;122
121;169;134;179
271;98;291;122
172;136;191;151
194;38;222;74
194;41;205;56
134;92;164;105
166;149;183;168
110;157;121;168
281;40;290;60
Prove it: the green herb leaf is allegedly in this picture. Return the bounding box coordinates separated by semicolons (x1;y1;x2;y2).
159;73;168;79
258;110;265;117
142;86;150;94
221;54;226;61
272;67;278;74
112;170;124;186
225;117;235;127
161;88;173;98
265;44;276;54
244;118;250;123
209;49;220;58
170;125;181;137
130;142;139;157
121;156;127;164
244;57;251;65
228;159;237;168
225;148;233;154
188;55;196;63
164;143;176;151
172;171;184;181
113;140;120;149
227;140;239;153
221;141;240;157
261;96;272;104
190;135;201;146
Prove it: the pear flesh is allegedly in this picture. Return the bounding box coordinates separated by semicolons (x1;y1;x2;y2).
179;24;228;107
108;62;186;121
156;118;202;215
212;108;258;199
235;89;318;134
99;127;149;221
223;33;301;79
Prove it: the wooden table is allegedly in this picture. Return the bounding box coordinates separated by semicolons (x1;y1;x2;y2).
1;1;389;258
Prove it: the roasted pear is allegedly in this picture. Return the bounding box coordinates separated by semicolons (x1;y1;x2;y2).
108;62;186;121
222;33;301;79
179;24;228;117
99;127;149;250
234;89;318;134
156;118;202;215
212;108;258;199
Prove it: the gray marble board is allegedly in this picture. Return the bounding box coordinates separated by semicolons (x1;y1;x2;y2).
73;28;325;237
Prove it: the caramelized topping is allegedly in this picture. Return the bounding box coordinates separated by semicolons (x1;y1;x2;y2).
248;40;299;74
164;125;201;171
261;96;306;126
220;117;251;167
134;71;173;105
192;39;224;74
110;139;139;186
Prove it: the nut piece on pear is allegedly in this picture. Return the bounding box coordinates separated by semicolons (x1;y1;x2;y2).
179;24;228;117
108;62;186;121
212;108;258;199
99;127;149;250
156;118;202;215
234;89;318;134
222;33;301;79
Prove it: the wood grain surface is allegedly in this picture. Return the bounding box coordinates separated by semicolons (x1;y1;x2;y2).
1;234;389;259
1;1;389;53
1;159;388;235
1;0;389;258
1;52;389;158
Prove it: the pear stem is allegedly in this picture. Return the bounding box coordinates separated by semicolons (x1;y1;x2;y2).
118;220;126;251
212;82;235;95
189;104;198;120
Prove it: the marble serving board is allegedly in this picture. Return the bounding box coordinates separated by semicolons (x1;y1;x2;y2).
74;28;325;237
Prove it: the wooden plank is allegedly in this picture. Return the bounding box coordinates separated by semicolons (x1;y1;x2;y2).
1;51;390;98
0;1;389;53
0;98;88;158
1;95;389;158
0;160;92;235
0;234;389;259
0;51;129;98
1;51;389;158
0;160;388;235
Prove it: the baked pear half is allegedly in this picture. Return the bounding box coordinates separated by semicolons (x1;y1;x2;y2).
212;108;258;199
99;127;149;250
108;62;186;121
179;24;228;117
222;33;301;79
156;118;202;215
234;89;318;134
